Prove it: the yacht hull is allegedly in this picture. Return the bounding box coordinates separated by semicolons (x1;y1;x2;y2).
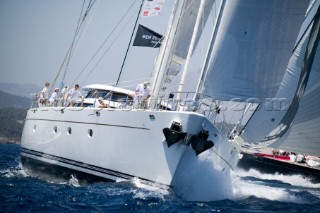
238;152;320;183
21;107;239;186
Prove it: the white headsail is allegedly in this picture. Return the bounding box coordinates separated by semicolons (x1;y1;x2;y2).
199;0;311;145
267;2;320;156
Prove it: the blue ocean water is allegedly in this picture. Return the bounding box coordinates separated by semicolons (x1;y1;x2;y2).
1;143;320;212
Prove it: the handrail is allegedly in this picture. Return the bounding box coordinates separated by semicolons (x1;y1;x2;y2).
30;91;236;137
31;91;219;112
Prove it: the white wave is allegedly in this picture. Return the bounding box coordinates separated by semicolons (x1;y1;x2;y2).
167;148;320;202
172;148;234;201
232;175;310;204
234;168;320;189
231;169;320;203
131;177;170;200
1;162;29;178
68;174;80;187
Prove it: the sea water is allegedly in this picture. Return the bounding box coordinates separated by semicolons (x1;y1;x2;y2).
1;143;320;212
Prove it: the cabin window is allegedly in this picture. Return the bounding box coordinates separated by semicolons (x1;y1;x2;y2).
85;90;109;99
53;126;57;134
88;129;93;137
67;127;72;135
33;124;36;132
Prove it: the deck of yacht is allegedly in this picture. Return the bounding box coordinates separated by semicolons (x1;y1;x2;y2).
238;146;320;183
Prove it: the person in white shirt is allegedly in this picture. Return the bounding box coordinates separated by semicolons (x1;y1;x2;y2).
49;88;59;106
94;97;108;108
59;85;69;106
66;84;83;107
38;82;50;107
134;81;150;109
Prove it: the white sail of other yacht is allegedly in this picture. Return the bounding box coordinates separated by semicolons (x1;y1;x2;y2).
263;1;320;156
196;0;310;143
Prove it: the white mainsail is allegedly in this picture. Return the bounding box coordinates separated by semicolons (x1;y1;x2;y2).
198;0;310;144
202;0;309;101
210;0;320;157
266;2;320;156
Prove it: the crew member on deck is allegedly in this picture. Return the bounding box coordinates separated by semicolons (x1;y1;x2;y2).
66;84;83;107
59;85;69;106
49;88;59;107
38;82;50;107
134;81;151;109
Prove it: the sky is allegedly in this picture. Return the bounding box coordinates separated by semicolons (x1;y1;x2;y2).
0;0;172;90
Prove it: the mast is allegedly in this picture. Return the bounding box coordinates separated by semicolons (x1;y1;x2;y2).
195;0;225;97
150;0;185;103
176;0;206;100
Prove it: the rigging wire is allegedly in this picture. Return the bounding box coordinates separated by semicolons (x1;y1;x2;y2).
115;0;145;86
50;0;87;94
72;0;139;85
237;102;253;132
51;0;98;93
79;8;139;86
62;0;98;83
70;0;100;64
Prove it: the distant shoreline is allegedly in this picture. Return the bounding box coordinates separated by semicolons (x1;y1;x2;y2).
0;137;20;144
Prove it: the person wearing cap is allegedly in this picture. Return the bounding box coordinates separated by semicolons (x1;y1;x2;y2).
94;97;108;108
66;84;83;107
134;81;151;109
49;88;59;107
38;82;50;107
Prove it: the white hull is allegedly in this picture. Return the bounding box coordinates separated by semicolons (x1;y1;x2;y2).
21;107;239;186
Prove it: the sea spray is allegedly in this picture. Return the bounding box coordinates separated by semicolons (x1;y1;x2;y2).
231;168;320;204
131;177;169;200
234;168;320;189
68;174;80;187
172;148;233;201
1;162;28;178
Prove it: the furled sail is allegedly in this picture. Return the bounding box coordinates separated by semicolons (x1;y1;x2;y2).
162;0;214;79
151;0;216;98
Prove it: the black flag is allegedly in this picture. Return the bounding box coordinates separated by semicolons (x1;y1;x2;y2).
133;24;163;48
